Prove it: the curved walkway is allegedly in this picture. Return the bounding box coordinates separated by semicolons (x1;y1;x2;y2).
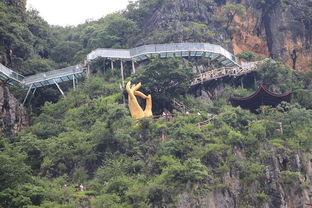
0;43;240;90
0;42;257;104
87;43;239;67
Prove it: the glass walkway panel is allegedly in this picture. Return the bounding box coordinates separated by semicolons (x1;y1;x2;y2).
0;63;85;90
22;65;85;89
0;63;25;85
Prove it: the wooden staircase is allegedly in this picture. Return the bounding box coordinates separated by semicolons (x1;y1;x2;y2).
191;62;258;86
171;98;188;113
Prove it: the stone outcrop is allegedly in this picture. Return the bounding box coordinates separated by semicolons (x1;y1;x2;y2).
0;84;28;135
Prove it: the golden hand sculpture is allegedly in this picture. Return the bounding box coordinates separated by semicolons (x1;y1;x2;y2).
126;81;153;119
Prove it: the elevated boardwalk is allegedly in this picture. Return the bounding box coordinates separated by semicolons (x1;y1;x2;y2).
0;63;85;89
87;43;239;67
22;65;85;89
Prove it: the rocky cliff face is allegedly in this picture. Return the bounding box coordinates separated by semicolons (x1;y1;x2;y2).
137;0;312;71
233;0;312;71
136;0;230;47
177;144;312;208
0;85;28;135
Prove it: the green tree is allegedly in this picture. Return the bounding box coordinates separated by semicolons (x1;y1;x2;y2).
0;138;31;191
89;14;138;49
132;58;194;113
237;51;256;62
223;4;245;31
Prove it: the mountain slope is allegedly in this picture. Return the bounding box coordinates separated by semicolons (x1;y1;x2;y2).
0;1;311;207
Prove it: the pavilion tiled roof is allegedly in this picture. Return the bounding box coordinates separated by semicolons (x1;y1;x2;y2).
229;85;292;112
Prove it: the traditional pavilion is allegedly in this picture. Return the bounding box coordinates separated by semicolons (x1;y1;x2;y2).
229;85;292;112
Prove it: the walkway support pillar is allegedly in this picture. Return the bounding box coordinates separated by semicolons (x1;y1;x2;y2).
73;75;76;90
111;60;114;70
87;64;90;78
120;60;125;87
132;61;136;74
53;79;65;97
29;88;37;103
23;84;33;105
241;77;244;89
279;122;283;134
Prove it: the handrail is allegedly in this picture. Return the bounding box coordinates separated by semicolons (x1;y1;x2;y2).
191;62;258;86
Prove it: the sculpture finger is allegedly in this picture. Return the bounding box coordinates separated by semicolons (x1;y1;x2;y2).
133;82;142;91
134;91;148;99
126;81;131;92
144;94;153;117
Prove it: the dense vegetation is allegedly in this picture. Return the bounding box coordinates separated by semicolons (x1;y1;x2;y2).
0;0;311;207
1;57;312;207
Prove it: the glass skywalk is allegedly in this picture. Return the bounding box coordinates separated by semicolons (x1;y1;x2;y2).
0;63;85;89
87;43;239;67
22;65;85;89
0;43;239;91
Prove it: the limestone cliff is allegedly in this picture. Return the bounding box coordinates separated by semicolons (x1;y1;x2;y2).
0;85;28;135
232;0;312;71
135;0;230;47
135;0;312;71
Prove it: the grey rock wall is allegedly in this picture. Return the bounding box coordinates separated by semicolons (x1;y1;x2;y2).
0;85;28;135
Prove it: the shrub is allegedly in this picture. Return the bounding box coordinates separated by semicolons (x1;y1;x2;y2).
280;171;300;185
237;51;256;62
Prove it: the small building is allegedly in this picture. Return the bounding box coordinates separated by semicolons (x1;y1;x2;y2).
229;85;292;112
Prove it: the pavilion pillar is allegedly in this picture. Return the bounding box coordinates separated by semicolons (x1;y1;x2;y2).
120;60;125;87
132;61;136;74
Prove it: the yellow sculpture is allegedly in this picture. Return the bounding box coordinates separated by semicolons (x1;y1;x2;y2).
126;81;153;119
